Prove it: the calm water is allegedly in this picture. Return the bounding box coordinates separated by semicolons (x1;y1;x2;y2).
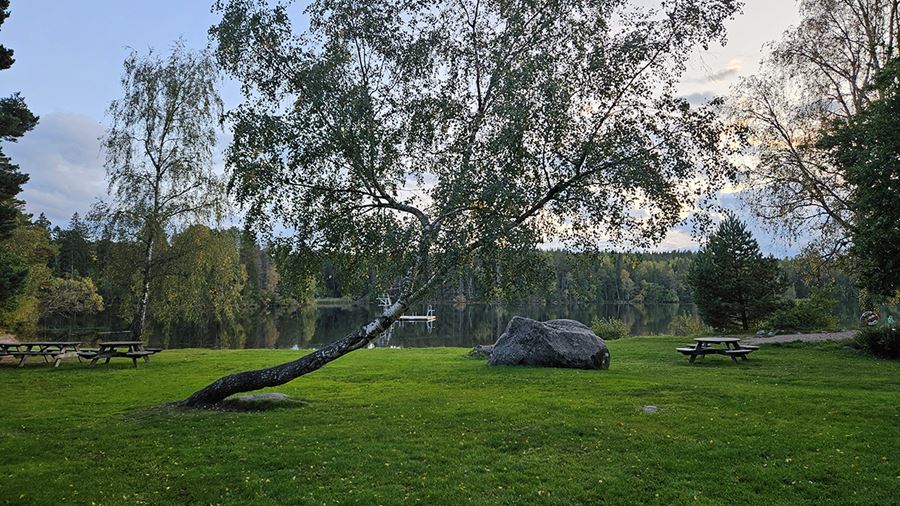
150;302;702;349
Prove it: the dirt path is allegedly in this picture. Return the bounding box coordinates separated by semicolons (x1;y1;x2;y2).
743;330;856;345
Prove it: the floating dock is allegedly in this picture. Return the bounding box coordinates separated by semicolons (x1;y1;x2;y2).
378;295;437;322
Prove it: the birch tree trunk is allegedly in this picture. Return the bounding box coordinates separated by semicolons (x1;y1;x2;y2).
179;298;412;407
131;235;154;340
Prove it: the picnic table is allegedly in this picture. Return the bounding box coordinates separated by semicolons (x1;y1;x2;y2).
78;341;161;368
676;337;759;364
0;341;83;367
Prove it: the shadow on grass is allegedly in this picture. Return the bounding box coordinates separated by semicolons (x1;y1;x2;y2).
211;398;310;412
125;398;310;419
680;358;764;368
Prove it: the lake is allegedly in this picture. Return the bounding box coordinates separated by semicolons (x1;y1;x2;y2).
148;302;704;349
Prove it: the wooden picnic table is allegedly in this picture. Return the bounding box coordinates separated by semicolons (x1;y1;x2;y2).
79;341;159;368
676;337;759;364
0;341;83;367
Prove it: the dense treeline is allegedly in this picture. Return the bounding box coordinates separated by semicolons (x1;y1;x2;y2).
0;210;860;341
0;212;304;341
315;246;858;307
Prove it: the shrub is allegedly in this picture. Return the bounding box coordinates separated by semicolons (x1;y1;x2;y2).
765;288;839;332
854;326;900;359
590;317;629;340
669;313;714;337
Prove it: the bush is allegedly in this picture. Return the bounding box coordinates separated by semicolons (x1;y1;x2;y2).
765;288;839;332
854;326;900;359
669;313;714;337
590;317;629;340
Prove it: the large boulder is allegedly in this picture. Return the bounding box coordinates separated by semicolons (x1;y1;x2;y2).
488;317;610;370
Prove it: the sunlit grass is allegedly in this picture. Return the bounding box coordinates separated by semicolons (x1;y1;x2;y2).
1;337;897;505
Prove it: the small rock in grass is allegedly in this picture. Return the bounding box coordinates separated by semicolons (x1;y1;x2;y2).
231;392;290;403
468;344;494;358
641;405;660;414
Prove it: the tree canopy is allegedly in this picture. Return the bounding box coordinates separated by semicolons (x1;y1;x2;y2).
91;41;226;339
215;0;740;299
0;0;38;309
819;57;900;299
732;0;899;262
181;0;744;406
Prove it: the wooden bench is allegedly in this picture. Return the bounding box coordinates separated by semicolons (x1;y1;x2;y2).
9;350;65;367
724;349;755;362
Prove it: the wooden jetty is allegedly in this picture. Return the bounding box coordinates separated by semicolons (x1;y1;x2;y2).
377;295;437;322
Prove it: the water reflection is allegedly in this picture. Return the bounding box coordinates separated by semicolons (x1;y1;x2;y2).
154;302;696;350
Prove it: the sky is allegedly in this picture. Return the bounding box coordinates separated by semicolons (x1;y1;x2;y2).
2;0;803;256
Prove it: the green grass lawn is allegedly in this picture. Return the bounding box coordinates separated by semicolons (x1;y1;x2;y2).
1;337;898;505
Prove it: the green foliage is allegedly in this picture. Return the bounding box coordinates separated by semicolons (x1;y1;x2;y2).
0;215;56;335
819;57;900;298
0;1;38;306
239;228;282;306
689;216;787;331
733;1;895;262
590;316;629;341
1;342;898;504
91;41;225;338
53;213;95;277
854;325;900;359
38;277;104;320
212;0;741;307
765;288;839;332
669;313;713;337
152;226;247;347
0;247;26;311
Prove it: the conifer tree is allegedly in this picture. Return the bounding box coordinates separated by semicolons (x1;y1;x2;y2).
689;216;786;330
0;0;38;308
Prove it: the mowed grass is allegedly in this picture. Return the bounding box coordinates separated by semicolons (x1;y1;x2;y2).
0;337;898;505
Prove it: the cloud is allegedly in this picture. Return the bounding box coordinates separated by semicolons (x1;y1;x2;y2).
706;61;742;81
684;59;743;85
680;91;718;106
5;112;106;227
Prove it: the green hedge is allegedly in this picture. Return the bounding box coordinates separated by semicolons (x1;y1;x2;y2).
590;317;629;340
766;289;839;332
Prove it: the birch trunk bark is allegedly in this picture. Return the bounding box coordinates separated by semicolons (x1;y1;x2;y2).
131;235;154;340
179;298;412;407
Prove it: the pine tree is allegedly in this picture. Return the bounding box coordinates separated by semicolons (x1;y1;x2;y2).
56;213;95;278
0;0;38;308
689;217;787;331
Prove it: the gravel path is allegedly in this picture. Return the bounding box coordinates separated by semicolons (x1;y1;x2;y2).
743;330;856;345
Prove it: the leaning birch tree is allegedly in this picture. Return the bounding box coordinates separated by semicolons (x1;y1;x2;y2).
93;42;225;340
181;0;742;407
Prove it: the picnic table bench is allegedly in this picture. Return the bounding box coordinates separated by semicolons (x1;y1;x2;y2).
78;341;161;368
676;337;758;364
0;341;83;367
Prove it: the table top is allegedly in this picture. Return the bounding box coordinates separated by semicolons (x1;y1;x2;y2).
20;341;82;346
98;341;144;346
694;337;741;343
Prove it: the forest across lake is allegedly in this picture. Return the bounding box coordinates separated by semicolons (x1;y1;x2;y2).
39;301;862;350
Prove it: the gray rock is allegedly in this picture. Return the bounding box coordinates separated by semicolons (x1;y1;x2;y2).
488;317;610;370
468;344;494;358
755;330;767;336
231;392;290;403
641;405;660;414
